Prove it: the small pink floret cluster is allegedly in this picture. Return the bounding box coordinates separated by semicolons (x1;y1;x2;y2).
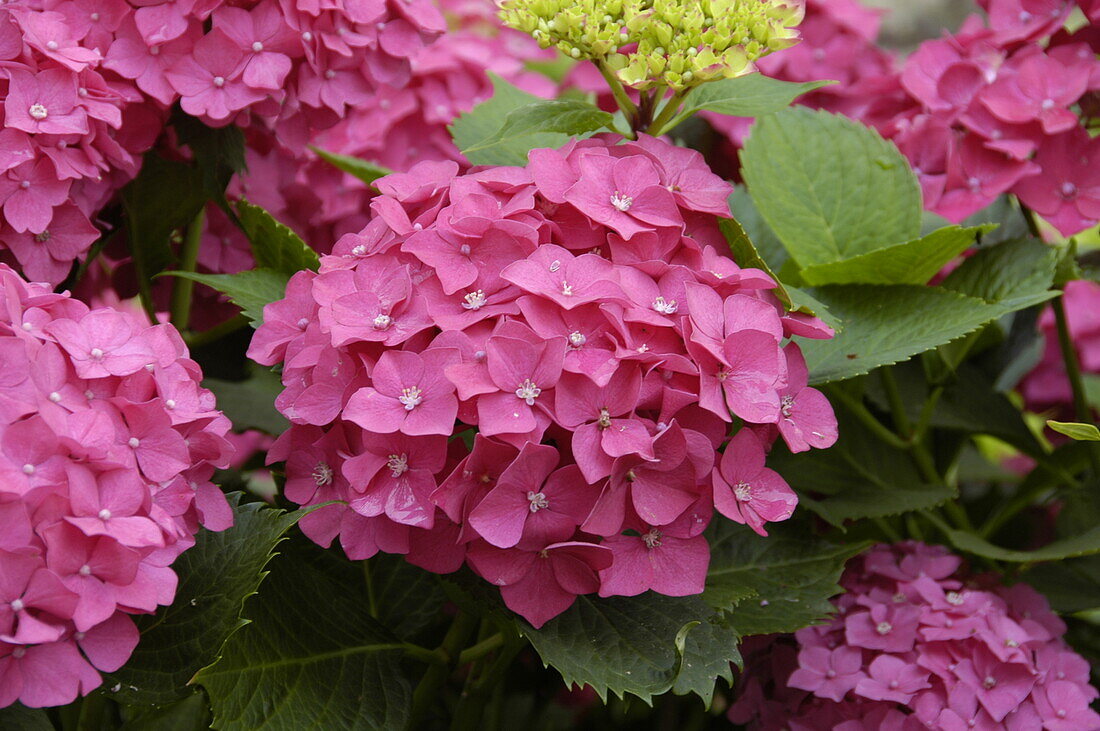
0;264;234;709
249;134;839;628
717;0;1100;236
729;541;1100;730
1021;279;1100;416
0;0;444;286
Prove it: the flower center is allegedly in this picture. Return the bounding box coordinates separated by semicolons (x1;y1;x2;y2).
568;331;586;348
149;45;160;55
716;368;730;382
642;528;662;549
560;281;573;296
128;437;140;448
212;76;226;87
597;407;612;429
734;482;753;502
29;103;48;120
34;230;51;243
90;347;104;360
459;244;471;256
652;296;678;314
252;41;264;52
1061;181;1078;199
1041;98;1055;110
876;621;893;635
387;453;409;477
10;599;24;612
967;176;981;192
48;392;61;403
325;69;337;80
98;509;112;521
46;40;59;50
22;464;34;475
165;399;177;410
11;647;25;658
610;191;633;212
983;675;997;689
515;378;541;405
945;591;964;606
79;565;92;576
399;386;423;411
312;461;334;486
527;491;549;512
372;314;393;330
462;290;487;310
781;395;795;417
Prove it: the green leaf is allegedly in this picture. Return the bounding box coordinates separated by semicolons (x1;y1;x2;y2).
0;704;52;731
1047;421;1100;441
940;237;1058;310
800;225;990;286
311;147;393;187
194;544;414;731
171;110;247;199
704;522;867;636
461;99;613;166
680;75;833;119
450;75;570;166
942;524;1100;563
1023;556;1100;614
161;269;288;326
522;593;739;705
107;495;304;705
799;285;1028;384
367;554;448;644
769;403;956;526
122;154;207;313
119;691;211;731
727;186;788;273
236;200;318;275
719;217;794;310
741;107;922;268
203;368;289;435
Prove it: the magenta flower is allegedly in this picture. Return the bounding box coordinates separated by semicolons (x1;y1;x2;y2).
15;10;101;71
596;505;711;598
46;310;153;379
213;4;298;91
64;464;164;549
468;444;595;548
5;69;89;136
344;349;459;436
564;155;683;240
690;328;785;425
1014;128;1100;236
855;655;932;704
0;160;72;235
980;54;1087;134
787;646;865;702
501;244;626;310
0;552;77;646
166;29;265;123
476;333;565;438
775;344;838;453
341;433;447;529
3;204;100;286
712;429;797;536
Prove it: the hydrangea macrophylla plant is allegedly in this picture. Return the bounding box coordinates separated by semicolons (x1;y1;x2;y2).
0;264;234;708
249;132;839;627
729;542;1100;730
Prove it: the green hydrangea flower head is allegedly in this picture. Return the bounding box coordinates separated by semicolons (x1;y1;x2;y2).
499;0;804;91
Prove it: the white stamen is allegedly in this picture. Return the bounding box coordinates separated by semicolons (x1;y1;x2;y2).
212;76;225;87
46;40;59;50
34;230;51;243
297;318;310;329
642;528;662;548
325;69;336;80
48;392;61;403
1062;181;1078;198
734;482;752;502
98;509;112;521
527;491;549;512
462;290;487;310
79;565;92;576
652;296;678;314
89;347;104;360
165;399;176;410
459;244;471;256
90;12;100;21
10;599;24;612
302;31;313;41
372;314;393;330
876;621;893;635
946;591;964;606
597;407;612;429
610;191;633;212
983;675;997;689
1041;98;1055;110
560;281;573;296
28;103;48;120
22;464;34;475
312;462;334;486
351;244;367;256
252;41;264;52
568;331;586;348
515;378;541;405
781;395;795;418
387;453;409;477
128;437;140;448
399;386;423;411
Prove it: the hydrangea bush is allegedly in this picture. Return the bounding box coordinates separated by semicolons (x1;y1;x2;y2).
2;0;1100;729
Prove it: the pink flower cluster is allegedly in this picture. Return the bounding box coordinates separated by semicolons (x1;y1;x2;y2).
714;0;1100;236
1021;279;1100;416
249;134;839;628
234;0;554;250
0;264;234;708
0;0;444;287
729;541;1100;730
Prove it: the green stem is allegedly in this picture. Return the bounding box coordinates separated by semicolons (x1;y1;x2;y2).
408;611;478;730
1052;293;1100;477
456;633;505;666
169;208;206;330
362;559;379;620
183;313;249;350
403;643;448;666
596;60;638;131
879;368;913;436
873;517;902;543
912;386;944;443
647;90;687;137
825;385;909;450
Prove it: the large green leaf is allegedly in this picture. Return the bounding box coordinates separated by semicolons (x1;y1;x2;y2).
311;147;393;186
769;402;955;526
119;691;211;731
800;225;989;286
203;368;289;435
0;704;52;731
942;525;1100;563
680;75;832;119
194;545;414;731
171;111;246;199
1023;556;1100;614
162;269;288;326
107;496;304;705
236;200;318;275
122;154;207;314
741;107;922;268
719;217;794;311
461;99;614;165
522;593;739;705
704;522;867;636
450;75;566;166
367;554;448;644
940;237;1058;310
799;285;1027;384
